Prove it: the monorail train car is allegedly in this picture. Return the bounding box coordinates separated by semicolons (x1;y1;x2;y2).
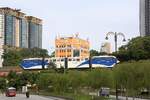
20;58;49;69
50;56;119;69
78;56;118;68
20;56;119;70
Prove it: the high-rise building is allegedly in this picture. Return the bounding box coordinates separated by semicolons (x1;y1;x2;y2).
26;16;42;48
0;7;27;47
140;0;150;36
0;7;43;67
55;34;90;60
100;42;111;54
0;7;42;48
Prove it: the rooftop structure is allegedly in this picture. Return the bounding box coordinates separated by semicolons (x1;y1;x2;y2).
0;7;25;18
25;16;42;24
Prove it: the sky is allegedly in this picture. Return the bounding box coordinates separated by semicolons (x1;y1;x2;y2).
0;0;139;53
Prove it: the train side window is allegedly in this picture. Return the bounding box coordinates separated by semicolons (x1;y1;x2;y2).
77;59;80;61
85;58;89;60
61;59;64;61
69;59;72;61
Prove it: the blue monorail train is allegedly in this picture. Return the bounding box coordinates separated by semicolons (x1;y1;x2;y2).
20;58;49;69
20;56;119;70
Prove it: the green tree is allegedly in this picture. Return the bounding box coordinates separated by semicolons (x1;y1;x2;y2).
113;61;150;98
18;72;34;86
7;71;20;89
3;50;22;66
36;73;52;90
52;74;70;93
50;51;55;58
20;47;49;58
3;47;49;66
87;69;113;89
0;78;6;93
116;36;150;61
90;49;100;57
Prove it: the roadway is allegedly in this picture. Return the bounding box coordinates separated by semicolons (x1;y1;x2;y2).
0;94;65;100
110;95;149;100
0;93;148;100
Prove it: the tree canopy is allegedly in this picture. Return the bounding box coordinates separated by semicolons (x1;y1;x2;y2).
2;47;49;66
90;49;108;57
115;36;150;61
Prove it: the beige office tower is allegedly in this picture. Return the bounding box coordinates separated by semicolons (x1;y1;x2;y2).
100;42;111;54
15;18;20;47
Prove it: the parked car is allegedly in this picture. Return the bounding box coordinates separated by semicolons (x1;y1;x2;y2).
98;87;110;97
5;87;16;97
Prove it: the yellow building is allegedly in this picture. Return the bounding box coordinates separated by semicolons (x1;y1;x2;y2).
55;34;90;59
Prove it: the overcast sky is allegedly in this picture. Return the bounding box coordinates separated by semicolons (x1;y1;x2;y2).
0;0;139;53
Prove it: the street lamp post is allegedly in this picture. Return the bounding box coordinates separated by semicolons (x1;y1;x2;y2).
105;32;126;52
105;32;126;100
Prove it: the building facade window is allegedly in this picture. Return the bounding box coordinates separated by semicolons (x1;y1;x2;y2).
20;18;28;48
5;15;14;46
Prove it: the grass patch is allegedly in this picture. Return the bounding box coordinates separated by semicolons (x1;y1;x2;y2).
38;90;110;100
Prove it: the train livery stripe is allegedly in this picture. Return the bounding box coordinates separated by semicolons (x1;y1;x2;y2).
77;57;117;68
